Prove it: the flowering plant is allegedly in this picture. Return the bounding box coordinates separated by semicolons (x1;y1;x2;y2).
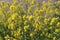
0;0;60;40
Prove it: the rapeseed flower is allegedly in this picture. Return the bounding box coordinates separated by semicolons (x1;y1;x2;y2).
57;22;60;27
55;29;60;33
8;22;14;29
10;5;16;10
11;13;17;20
53;37;57;40
30;32;34;37
24;25;29;32
5;35;10;40
0;0;60;40
50;17;58;25
29;15;33;20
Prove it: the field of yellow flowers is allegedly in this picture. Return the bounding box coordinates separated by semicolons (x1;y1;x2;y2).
0;0;60;40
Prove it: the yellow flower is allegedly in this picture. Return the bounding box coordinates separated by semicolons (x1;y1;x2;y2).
30;32;34;37
42;1;47;7
8;22;14;29
40;33;43;36
24;21;28;25
7;17;12;23
53;37;57;40
48;33;52;38
49;9;53;13
55;29;60;33
13;38;17;40
43;7;46;11
41;32;45;36
49;26;53;30
57;22;60;27
11;13;17;20
5;35;10;40
30;0;35;5
29;15;33;20
34;23;39;31
33;8;40;16
23;15;26;20
52;18;58;22
13;30;21;38
55;8;59;14
42;1;47;11
24;25;29;32
44;18;49;24
44;28;48;31
50;17;58;25
28;6;33;14
10;5;15;10
35;23;39;29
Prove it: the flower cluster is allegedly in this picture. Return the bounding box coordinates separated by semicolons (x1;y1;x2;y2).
0;0;60;40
